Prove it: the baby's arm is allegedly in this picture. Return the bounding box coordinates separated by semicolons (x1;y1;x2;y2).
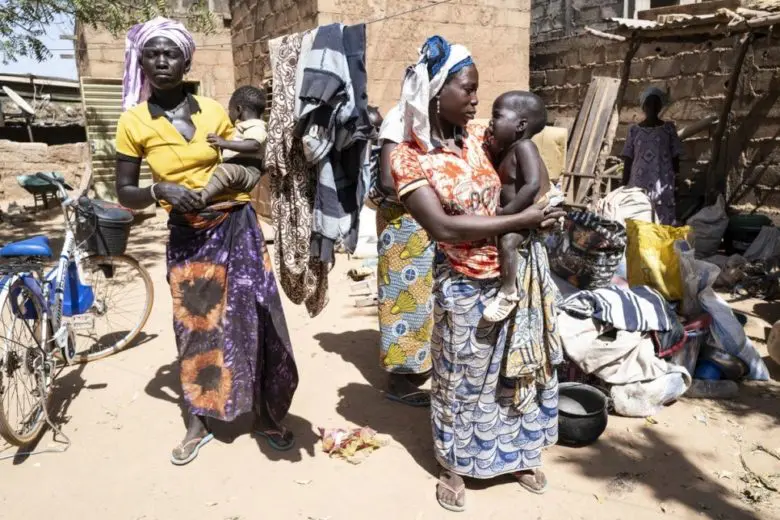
206;134;262;154
221;139;261;154
501;140;543;215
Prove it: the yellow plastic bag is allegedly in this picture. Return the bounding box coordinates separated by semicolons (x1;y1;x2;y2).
625;219;691;301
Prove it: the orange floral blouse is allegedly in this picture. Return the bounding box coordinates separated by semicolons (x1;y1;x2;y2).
390;123;501;279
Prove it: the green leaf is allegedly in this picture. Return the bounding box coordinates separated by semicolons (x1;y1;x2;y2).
0;0;215;64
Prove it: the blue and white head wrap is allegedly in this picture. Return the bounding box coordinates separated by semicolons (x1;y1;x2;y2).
379;36;474;151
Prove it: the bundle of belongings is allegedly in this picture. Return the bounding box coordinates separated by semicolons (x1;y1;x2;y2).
548;187;769;418
265;24;370;317
707;225;780;301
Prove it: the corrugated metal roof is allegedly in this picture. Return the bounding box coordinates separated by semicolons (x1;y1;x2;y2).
610;12;729;31
608;8;780;37
743;0;780;13
0;73;79;89
608;18;658;29
0;74;84;126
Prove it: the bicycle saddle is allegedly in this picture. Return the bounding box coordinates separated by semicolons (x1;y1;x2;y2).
0;236;52;257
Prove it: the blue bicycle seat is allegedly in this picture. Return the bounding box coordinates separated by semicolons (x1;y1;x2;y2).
0;236;52;258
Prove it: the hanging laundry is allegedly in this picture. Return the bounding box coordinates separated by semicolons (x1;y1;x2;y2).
294;23;371;264
266;33;329;317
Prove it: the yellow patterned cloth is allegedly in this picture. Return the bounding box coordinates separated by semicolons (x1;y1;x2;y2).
376;201;435;374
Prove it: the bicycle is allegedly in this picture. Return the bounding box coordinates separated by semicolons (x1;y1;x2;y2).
0;173;154;446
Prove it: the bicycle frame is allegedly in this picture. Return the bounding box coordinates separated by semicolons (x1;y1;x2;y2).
1;175;93;365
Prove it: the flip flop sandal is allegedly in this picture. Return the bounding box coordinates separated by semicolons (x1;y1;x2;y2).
385;390;431;408
514;470;548;495
254;429;296;451
436;478;466;512
170;433;214;466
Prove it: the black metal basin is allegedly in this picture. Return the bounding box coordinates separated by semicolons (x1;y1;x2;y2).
558;382;609;447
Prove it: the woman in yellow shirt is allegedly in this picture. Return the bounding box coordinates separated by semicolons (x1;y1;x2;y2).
114;17;298;465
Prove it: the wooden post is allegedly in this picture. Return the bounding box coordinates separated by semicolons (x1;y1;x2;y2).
25;116;34;143
706;32;754;203
616;39;641;114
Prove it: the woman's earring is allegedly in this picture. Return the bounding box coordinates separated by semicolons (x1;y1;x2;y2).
436;97;441;115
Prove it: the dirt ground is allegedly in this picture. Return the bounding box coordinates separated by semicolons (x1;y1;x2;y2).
0;206;779;520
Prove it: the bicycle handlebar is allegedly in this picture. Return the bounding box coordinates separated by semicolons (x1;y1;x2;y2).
34;172;78;206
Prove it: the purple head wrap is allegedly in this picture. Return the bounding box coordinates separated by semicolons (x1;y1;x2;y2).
121;16;196;111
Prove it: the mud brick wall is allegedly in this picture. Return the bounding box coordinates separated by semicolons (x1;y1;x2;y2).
0;141;88;205
531;33;780;212
230;0;319;90
230;0;530;116
531;0;623;43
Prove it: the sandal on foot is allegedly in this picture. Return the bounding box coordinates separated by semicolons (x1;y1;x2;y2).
483;292;520;323
514;470;548;495
436;472;466;512
385;390;430;408
170;433;214;466
254;428;295;451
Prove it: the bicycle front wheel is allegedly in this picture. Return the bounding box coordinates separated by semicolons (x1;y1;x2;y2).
71;255;154;363
0;277;51;446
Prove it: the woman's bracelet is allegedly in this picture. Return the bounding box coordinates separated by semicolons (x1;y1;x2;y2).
150;183;160;202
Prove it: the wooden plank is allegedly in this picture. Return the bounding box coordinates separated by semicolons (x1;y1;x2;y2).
564;78;601;203
354;297;378;308
581;80;619;180
350;279;376;296
574;78;620;204
637;0;740;20
593;108;620;203
706;32;754;203
573;78;610;177
566;79;599;173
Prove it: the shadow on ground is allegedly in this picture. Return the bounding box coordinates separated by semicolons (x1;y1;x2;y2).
2;362;106;465
315;329;437;476
144;359;318;462
556;427;767;519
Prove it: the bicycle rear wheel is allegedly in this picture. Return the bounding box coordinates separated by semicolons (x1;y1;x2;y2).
0;277;51;446
70;255;154;363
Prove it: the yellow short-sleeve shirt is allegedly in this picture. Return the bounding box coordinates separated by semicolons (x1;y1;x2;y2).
115;94;250;210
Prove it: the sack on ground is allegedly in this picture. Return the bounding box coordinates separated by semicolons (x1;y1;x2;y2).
686;195;728;259
676;239;769;380
743;226;780;262
676;240;720;318
626;219;691;301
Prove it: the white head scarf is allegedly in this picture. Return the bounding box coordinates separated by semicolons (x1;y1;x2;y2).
122;17;196;111
379;36;474;151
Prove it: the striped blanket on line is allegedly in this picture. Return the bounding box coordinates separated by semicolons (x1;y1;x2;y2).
561;285;675;332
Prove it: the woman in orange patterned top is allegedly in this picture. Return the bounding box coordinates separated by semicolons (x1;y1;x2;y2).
388;36;565;512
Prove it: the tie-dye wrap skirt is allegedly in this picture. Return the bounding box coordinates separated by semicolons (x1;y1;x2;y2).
166;203;298;424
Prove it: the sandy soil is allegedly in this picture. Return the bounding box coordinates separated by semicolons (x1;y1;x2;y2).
0;207;779;520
